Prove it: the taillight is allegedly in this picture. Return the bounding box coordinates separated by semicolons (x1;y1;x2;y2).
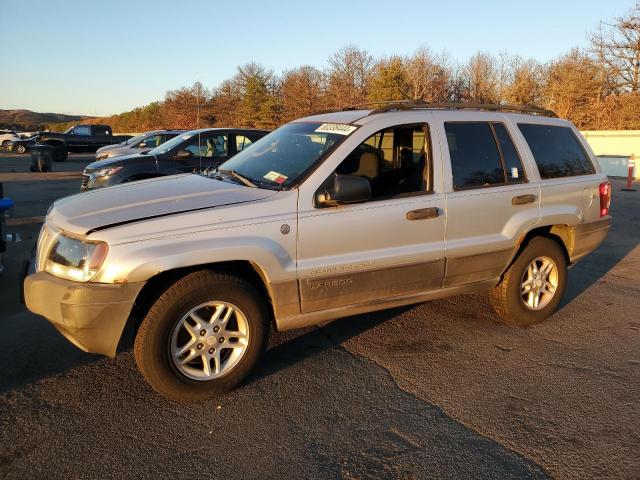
599;181;611;217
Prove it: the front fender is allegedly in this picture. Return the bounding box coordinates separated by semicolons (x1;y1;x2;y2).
94;235;296;286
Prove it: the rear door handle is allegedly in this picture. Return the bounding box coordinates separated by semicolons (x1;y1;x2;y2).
406;207;440;220
512;194;536;205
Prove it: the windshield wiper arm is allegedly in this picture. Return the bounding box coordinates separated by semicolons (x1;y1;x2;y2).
216;169;257;188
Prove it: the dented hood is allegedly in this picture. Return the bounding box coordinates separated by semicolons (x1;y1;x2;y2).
48;174;276;235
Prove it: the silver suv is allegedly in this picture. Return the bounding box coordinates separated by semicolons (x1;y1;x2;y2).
24;103;612;401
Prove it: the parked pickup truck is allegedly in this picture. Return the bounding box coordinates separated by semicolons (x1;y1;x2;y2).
24;102;611;402
19;125;132;162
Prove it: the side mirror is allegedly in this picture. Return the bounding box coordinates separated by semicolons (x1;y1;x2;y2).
174;149;192;159
316;174;371;207
138;142;147;148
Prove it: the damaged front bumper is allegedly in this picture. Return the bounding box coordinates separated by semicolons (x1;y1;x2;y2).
24;272;145;356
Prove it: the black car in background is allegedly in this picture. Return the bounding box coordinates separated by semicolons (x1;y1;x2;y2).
9;125;131;161
81;128;270;190
6;133;40;154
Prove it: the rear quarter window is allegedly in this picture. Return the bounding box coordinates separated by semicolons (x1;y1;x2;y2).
518;124;595;179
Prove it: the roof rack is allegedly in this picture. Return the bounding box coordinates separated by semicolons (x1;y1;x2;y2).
313;100;557;118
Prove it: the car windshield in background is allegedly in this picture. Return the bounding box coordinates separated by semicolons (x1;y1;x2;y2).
125;133;147;145
148;132;194;155
218;122;356;188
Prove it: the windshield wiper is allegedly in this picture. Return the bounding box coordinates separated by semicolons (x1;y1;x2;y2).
216;169;258;188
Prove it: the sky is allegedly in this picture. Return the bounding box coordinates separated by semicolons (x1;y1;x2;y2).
0;0;634;116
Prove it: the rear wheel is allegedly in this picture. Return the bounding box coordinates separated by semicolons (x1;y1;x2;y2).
134;270;270;402
15;144;26;154
490;237;567;326
1;140;9;148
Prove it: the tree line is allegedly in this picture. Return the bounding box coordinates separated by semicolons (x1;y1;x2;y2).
50;4;640;133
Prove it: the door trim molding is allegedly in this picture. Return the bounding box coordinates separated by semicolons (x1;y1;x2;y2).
276;277;499;331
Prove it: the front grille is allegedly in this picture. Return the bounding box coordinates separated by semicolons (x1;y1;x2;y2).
81;174;90;190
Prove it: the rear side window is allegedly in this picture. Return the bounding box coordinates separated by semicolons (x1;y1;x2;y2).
92;126;110;136
72;125;91;136
518;124;595;179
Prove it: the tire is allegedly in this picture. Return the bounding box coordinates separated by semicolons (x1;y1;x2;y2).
134;270;270;401
1;140;9;148
490;237;567;326
52;144;68;162
15;144;26;154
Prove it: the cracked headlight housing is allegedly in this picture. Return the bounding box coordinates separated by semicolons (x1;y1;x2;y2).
42;231;109;282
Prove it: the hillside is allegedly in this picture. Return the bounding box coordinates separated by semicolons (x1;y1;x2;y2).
0;109;93;130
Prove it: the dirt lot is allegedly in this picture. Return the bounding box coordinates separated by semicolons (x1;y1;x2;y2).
0;151;638;479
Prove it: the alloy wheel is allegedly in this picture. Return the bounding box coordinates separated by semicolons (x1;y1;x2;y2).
520;256;559;310
170;301;250;381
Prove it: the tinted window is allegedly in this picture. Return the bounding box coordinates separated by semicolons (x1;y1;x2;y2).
92;126;110;136
445;123;505;189
204;134;228;158
140;134;163;148
518;124;595;178
235;135;253;152
492;123;525;183
72;126;91;136
178;133;228;159
335;124;430;199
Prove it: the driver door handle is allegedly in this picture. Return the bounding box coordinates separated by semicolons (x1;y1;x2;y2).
406;207;440;220
512;194;537;205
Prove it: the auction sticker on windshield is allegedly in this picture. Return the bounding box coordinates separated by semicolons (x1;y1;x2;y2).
315;123;357;135
264;171;288;184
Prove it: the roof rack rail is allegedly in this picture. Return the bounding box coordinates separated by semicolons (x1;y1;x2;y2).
365;100;557;117
311;100;557;118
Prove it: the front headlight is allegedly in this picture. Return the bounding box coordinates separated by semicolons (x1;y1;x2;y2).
91;166;122;178
43;231;109;282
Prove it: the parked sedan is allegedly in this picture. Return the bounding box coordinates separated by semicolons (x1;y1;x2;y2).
6;133;39;154
95;129;186;160
81;128;270;190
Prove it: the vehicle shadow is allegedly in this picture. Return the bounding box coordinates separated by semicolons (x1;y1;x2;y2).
248;305;415;386
0;310;102;394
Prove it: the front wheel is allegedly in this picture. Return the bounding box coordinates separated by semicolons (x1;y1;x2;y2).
1;140;9;148
490;237;567;326
15;144;26;154
134;270;270;401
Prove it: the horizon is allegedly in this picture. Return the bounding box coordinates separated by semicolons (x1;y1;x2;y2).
0;0;635;117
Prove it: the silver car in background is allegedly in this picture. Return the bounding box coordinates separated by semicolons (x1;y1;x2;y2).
95;129;185;160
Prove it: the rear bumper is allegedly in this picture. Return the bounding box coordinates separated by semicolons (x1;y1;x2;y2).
570;216;612;263
24;272;145;356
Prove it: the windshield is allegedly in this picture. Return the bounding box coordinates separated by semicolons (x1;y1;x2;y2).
148;132;196;155
219;122;356;188
125;133;148;146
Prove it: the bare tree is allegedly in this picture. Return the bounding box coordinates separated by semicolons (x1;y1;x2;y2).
463;52;499;103
326;46;374;107
405;46;452;102
504;57;543;106
280;66;326;122
542;49;602;128
590;3;640;92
